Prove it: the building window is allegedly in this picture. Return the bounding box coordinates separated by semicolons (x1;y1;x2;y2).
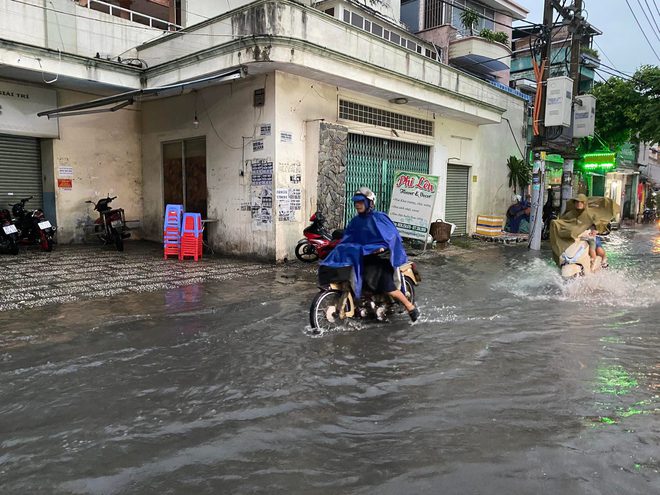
343;9;350;23
448;0;495;34
324;8;335;17
372;23;383;36
423;0;444;30
339;100;433;136
351;13;364;28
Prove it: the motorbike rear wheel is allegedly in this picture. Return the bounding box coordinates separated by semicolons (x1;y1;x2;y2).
295;242;319;262
309;289;349;333
39;231;53;252
113;229;124;252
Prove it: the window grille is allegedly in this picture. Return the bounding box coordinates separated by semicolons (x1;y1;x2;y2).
339;101;433;136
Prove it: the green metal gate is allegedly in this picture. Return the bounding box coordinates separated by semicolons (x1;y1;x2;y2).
344;134;430;226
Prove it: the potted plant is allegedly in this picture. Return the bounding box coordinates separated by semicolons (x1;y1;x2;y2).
506;156;531;196
460;8;480;36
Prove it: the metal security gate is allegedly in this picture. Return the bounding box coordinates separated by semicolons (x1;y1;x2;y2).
0;134;43;210
446;164;470;235
344;134;430;226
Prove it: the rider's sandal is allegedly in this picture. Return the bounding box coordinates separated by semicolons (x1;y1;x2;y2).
601;261;609;268
408;307;420;322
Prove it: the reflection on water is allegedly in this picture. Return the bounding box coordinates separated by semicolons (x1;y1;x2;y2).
0;228;658;494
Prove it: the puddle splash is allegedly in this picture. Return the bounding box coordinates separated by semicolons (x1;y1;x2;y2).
493;257;659;308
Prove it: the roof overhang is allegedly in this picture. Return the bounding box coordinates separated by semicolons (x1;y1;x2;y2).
37;68;245;118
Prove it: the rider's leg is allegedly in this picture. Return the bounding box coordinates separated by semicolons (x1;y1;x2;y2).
387;289;415;312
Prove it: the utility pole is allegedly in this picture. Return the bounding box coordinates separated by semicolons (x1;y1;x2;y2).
560;0;584;214
528;0;554;251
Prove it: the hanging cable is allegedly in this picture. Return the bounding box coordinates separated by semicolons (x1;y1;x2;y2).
623;0;660;60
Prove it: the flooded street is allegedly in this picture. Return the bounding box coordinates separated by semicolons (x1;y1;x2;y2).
1;228;658;494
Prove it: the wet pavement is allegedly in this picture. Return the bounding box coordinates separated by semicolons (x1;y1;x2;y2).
0;227;658;494
0;243;276;312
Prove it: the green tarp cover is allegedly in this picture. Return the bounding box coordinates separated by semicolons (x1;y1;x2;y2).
550;195;620;265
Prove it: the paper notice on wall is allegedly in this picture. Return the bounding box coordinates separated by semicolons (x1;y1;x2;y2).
289;188;301;211
276;188;302;222
251;160;273;230
276;188;292;222
280;131;293;143
251;186;272;229
260;123;271;136
58;166;73;178
252;139;264;152
251;161;273;186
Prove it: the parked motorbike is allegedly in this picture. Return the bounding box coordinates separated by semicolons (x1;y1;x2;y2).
309;259;420;333
559;230;605;279
85;196;130;252
0;208;19;255
295;212;343;262
10;196;56;252
642;207;656;224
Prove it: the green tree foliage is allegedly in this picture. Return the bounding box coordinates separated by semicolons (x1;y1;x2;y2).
590;65;660;150
506;156;531;195
460;9;480;36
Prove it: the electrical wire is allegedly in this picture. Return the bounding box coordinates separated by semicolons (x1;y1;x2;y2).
637;0;660;41
502;117;524;158
654;0;660;16
592;40;627;74
623;0;660;60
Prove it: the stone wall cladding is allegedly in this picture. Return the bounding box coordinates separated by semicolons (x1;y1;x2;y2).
317;123;348;230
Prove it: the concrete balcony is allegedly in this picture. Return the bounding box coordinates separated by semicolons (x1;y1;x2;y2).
448;36;512;78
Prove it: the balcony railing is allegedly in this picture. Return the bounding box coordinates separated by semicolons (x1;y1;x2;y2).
79;0;181;31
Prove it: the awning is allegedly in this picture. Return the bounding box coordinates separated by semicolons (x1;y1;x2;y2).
37;68;245;119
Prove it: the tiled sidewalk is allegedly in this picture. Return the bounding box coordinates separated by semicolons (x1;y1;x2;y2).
0;242;276;312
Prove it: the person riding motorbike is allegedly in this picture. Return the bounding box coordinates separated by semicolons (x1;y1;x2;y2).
584;223;608;268
320;187;420;322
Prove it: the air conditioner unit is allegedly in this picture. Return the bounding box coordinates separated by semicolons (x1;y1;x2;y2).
545;76;573;127
512;78;537;93
573;95;596;138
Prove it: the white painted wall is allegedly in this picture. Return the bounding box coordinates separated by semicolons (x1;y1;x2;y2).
0;0;165;60
48;89;143;244
141;74;277;259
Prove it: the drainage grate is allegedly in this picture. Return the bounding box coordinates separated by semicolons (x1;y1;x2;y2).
339;100;433;136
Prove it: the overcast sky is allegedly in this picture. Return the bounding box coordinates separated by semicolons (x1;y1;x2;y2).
514;0;660;77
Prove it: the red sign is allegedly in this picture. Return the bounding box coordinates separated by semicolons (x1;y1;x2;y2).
57;179;72;189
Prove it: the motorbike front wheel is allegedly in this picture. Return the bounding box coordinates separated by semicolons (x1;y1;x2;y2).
295;242;319;262
403;276;416;305
309;289;349;333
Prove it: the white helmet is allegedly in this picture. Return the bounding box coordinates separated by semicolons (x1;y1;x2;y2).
355;186;376;205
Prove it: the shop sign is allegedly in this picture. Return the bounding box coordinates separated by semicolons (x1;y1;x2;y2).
388;171;439;241
0;80;59;138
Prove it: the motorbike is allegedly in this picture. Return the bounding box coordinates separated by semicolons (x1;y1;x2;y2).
295;212;343;262
0;208;19;255
642;207;656;224
85;196;130;252
10;196;56;252
559;230;605;279
309;258;420;333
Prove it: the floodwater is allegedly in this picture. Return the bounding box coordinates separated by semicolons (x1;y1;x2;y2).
1;228;658;494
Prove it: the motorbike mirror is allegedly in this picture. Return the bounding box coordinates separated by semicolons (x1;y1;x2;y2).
85;200;93;204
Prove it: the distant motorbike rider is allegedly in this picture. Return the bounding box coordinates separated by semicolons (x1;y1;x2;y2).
321;187;419;322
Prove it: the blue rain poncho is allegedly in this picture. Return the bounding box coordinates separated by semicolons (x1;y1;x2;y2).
320;198;408;298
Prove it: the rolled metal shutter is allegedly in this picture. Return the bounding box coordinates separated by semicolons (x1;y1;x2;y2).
445;164;469;234
0;134;43;211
